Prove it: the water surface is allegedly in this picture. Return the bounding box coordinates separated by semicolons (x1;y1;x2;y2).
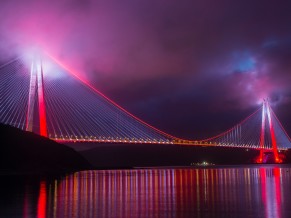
1;165;291;218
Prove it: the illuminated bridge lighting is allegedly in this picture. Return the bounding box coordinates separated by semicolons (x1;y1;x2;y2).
0;53;291;162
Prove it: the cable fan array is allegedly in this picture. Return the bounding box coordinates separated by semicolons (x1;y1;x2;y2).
0;58;30;130
41;57;176;144
0;56;176;144
269;107;291;150
199;105;291;150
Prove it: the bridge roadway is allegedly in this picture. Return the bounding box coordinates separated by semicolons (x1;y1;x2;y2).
53;138;285;151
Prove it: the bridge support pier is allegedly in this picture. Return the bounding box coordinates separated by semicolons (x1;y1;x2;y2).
26;55;47;137
258;100;281;163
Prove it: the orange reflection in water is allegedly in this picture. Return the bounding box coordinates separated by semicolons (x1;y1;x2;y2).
50;170;177;218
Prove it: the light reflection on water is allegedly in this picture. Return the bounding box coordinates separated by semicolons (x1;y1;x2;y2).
2;166;291;218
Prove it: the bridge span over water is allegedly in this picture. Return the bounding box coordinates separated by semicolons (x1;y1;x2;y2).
0;53;290;163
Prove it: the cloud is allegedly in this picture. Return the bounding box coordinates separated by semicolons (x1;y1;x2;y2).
1;0;291;137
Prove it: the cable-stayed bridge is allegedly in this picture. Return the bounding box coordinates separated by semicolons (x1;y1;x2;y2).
0;53;290;163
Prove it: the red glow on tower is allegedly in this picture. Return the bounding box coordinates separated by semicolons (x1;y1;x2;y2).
258;100;282;163
37;61;47;137
26;55;47;137
258;102;266;163
266;100;281;163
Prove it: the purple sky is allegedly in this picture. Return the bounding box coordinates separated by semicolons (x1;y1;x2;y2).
1;0;291;139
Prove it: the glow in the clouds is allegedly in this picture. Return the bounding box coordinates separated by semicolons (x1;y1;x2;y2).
0;0;291;137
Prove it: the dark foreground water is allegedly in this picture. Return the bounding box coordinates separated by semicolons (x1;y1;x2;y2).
1;165;291;218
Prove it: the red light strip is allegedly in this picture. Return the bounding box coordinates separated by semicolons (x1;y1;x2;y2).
259;101;266;163
38;61;48;137
266;101;280;162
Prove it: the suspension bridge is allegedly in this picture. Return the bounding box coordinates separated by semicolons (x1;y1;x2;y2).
0;52;290;163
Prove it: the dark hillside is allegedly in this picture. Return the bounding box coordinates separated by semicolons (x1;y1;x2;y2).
0;124;92;174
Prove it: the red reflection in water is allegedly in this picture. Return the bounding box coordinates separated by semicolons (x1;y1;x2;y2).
274;168;282;214
23;186;30;218
260;167;282;218
37;181;46;218
16;168;291;217
272;168;282;218
32;168;288;218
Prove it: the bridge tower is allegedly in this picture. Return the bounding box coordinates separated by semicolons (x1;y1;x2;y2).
25;55;47;137
259;99;280;163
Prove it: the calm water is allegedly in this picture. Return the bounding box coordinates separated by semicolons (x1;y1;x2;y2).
1;165;291;218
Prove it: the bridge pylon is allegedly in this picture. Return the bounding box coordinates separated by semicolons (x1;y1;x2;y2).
25;55;47;137
258;99;281;163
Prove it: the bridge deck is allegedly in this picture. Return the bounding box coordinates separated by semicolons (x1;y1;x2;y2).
54;138;286;151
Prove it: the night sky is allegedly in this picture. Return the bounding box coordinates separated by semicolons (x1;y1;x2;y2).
0;0;291;139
